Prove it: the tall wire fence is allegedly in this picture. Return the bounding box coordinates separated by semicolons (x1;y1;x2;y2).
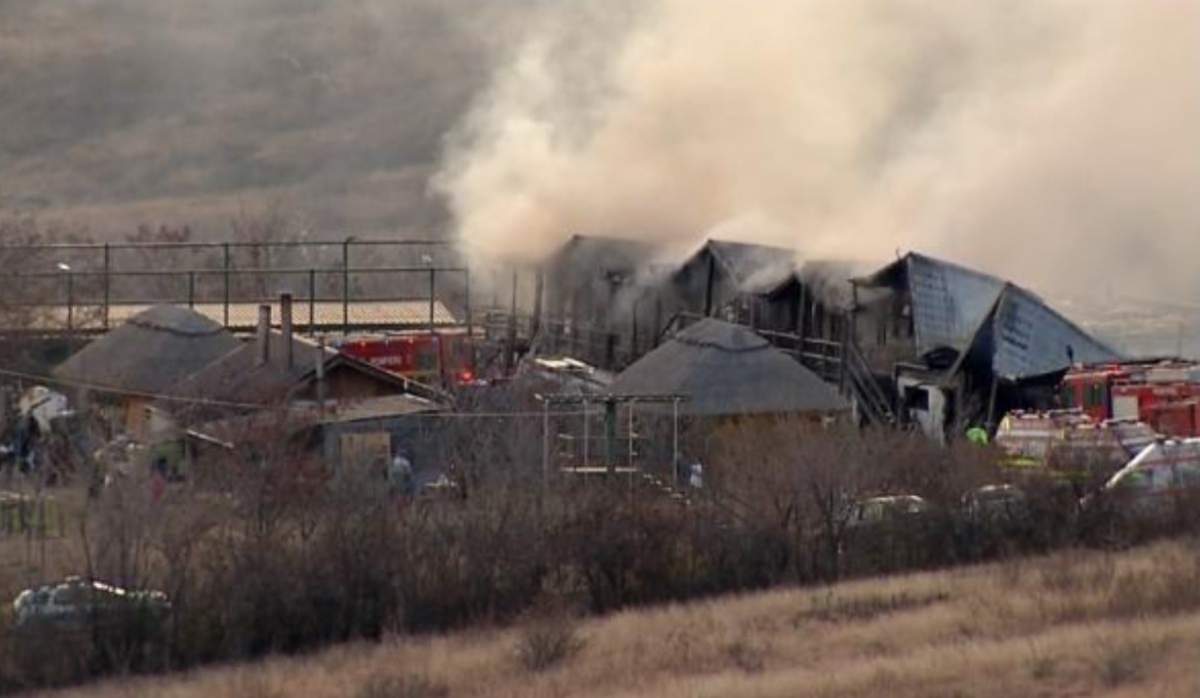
0;240;480;334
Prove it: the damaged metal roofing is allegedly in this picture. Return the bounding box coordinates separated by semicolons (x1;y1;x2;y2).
860;253;1119;380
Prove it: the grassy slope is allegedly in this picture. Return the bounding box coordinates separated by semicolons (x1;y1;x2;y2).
0;1;535;239
35;540;1200;698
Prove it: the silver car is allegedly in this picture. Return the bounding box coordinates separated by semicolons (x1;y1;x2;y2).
12;576;170;630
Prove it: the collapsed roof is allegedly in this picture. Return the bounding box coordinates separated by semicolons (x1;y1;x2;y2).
609;317;847;416
856;252;1120;380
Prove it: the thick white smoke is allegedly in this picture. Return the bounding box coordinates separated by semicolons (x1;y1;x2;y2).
435;0;1200;299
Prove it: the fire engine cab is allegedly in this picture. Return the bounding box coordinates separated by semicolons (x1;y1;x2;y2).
328;332;476;387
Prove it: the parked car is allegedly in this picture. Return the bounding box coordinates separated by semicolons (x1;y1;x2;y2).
12;576;170;632
843;495;943;573
847;495;932;529
962;485;1030;527
959;484;1033;557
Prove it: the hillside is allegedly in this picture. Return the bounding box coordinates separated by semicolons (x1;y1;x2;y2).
36;541;1200;698
0;1;541;238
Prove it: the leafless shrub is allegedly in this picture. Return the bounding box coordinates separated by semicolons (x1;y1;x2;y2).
355;673;449;698
722;638;767;673
1092;637;1160;688
515;614;584;673
1026;642;1057;681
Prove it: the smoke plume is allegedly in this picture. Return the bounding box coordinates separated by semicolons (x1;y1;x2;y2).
435;0;1200;299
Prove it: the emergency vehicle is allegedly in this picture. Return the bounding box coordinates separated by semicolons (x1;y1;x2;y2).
994;409;1156;477
1059;360;1200;438
328;332;476;387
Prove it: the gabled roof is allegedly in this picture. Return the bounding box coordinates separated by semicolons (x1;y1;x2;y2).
169;330;444;409
54;305;241;396
857;252;1119;380
609;318;846;416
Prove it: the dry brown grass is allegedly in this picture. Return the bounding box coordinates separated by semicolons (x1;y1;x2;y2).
25;539;1200;698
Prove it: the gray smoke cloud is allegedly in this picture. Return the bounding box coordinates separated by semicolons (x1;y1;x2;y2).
435;0;1200;301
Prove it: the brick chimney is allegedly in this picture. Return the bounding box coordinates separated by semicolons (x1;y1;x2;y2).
280;292;294;369
256;304;271;367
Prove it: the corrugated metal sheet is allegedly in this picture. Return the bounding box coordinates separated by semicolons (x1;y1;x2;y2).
992;286;1119;379
906;253;1004;352
901;253;1120;380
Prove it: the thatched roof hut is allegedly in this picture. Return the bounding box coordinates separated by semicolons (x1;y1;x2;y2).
54;305;241;395
609;318;847;417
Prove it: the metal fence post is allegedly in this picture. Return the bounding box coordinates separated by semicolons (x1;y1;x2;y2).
342;239;350;334
102;243;111;330
464;268;472;339
188;271;195;308
222;242;231;327
429;268;436;334
65;271;74;332
309;268;316;333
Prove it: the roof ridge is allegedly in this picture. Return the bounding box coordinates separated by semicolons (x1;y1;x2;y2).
674;334;770;353
126;316;229;338
676;319;771;353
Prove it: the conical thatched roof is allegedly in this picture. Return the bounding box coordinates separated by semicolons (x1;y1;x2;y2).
609;318;847;417
54;305;241;396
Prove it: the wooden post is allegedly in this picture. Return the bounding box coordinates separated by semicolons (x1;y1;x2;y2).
582;398;590;467
703;253;716;317
796;281;807;339
604;398;617;474
985;373;1000;433
530;268;544;341
850;281;859;347
654;296;663;348
630;297;639;360
504;270;518;373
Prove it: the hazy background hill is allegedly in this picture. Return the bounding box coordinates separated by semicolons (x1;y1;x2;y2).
0;0;544;238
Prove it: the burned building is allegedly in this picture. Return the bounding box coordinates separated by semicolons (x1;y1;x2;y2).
541;234;670;368
535;236;854;376
660;240;849;341
849;252;1120;439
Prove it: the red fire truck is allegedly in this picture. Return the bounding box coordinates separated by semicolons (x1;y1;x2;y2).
329;332;477;387
1059;361;1200;437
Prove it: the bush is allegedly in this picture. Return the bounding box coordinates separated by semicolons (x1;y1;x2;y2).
515;615;584;673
